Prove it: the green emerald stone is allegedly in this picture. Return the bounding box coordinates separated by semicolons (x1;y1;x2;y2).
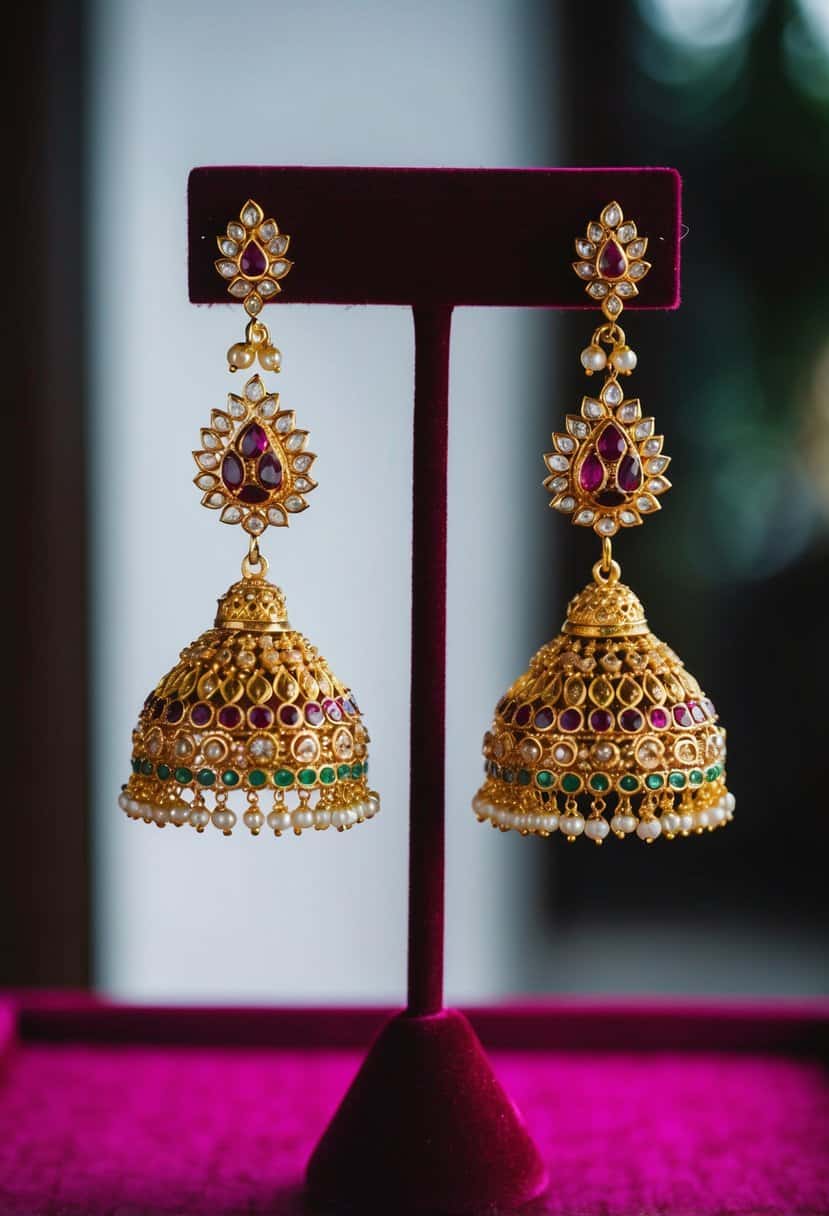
668;771;686;789
337;763;352;779
299;768;316;786
174;767;193;784
536;770;554;788
320;767;335;785
589;773;609;793
140;760;153;776
221;770;239;787
619;774;639;792
518;769;531;786
561;773;581;793
131;758;142;774
351;763;362;779
156;764;171;780
197;769;215;786
706;764;721;782
248;769;268;788
689;769;703;786
645;773;663;790
274;770;294;788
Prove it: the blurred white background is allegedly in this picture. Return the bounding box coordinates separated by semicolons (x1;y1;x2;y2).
90;0;559;1002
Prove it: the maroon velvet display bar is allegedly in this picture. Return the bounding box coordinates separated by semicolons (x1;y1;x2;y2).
188;166;681;307
186;165;683;1214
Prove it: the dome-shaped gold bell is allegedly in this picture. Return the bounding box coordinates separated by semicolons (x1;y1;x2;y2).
472;559;731;844
120;556;378;837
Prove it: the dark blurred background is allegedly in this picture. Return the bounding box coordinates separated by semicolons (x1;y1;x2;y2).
5;0;827;998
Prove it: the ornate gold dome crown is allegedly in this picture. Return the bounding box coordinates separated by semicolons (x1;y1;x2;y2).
119;573;378;836
472;564;732;843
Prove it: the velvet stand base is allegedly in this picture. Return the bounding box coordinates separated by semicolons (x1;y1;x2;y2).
306;1008;547;1214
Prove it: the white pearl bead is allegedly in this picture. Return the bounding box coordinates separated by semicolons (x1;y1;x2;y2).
292;808;314;830
724;792;736;812
636;818;661;840
472;794;487;816
611;346;637;372
138;803;152;822
189;808;210;829
661;811;680;835
580;345;607;371
168;803;189;826
514;813;529;831
331;809;348;828
560;814;585;837
344;808;359;825
258;345;281;372
212;809;236;833
611;814;636;834
366;794;380;818
585;817;609;840
694;808;711;830
152;805;169;825
267;809;292;832
352;802;367;822
543;813;559;832
709;804;725;824
314;808;332;828
243;809;264;832
117;792;128;811
495;809;511;827
678;812;694;833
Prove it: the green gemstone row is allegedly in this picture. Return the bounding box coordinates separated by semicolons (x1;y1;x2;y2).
485;760;723;795
131;758;368;789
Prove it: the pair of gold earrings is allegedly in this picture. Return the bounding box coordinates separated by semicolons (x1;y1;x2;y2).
119;198;733;845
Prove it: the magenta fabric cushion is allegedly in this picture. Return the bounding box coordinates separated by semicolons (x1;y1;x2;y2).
1;1007;827;1215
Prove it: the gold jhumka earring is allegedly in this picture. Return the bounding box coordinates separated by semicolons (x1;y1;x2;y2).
119;200;380;837
472;201;733;844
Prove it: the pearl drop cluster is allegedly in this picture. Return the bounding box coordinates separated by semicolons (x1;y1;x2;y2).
579;344;637;374
471;791;734;844
118;790;380;836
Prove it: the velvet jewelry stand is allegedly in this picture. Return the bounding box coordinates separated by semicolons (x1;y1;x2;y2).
188;166;682;1215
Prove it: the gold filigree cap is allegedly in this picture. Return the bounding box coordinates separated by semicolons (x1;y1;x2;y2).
215;575;291;632
562;561;648;637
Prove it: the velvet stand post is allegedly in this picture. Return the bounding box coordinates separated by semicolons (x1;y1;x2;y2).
188;166;682;1215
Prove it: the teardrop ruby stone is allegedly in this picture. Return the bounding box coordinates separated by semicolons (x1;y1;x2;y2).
597;424;626;461
221;452;244;490
617;453;642;492
239;423;269;458
238;484;269;504
240;241;267;277
598;240;626;279
258;450;282;490
579;452;605;492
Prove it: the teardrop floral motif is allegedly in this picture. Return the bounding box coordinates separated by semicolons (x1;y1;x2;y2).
571;201;651;321
193;374;317;534
544;371;671;538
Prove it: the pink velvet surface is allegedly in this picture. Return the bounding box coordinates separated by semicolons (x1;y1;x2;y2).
2;1031;827;1215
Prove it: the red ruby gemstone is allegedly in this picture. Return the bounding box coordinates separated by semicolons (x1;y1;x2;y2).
166;700;183;724
649;707;669;729
579;452;605;493
237;484;270;504
240;240;267;277
239;423;269;458
617;453;642;492
323;697;343;722
190;703;212;726
221;452;244;491
515;704;532;727
673;704;693;727
689;701;706;723
305;702;324;726
597;424;626;462
589;709;612;731
595;489;625;506
559;708;582;732
534;706;554;730
279;704;300;726
598;240;626;279
619;708;644;732
249;706;273;728
258;450;282;490
218;705;242;729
